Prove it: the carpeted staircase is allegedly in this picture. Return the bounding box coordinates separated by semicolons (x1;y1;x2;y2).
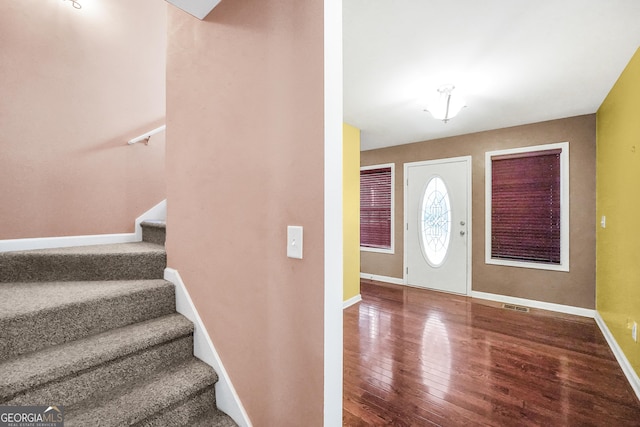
0;221;237;427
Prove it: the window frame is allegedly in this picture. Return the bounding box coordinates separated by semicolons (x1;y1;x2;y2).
485;142;570;272
360;163;395;254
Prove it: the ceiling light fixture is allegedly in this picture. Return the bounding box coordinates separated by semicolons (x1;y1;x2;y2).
425;84;466;123
63;0;82;9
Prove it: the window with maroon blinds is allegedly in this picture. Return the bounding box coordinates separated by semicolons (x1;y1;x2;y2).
491;148;561;264
360;167;392;250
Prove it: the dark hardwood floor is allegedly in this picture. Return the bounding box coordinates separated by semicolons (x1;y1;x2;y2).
343;280;640;426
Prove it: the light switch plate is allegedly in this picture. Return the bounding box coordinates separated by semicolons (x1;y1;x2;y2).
287;226;303;259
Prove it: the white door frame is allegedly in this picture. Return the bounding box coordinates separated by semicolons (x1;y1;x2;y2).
403;156;473;295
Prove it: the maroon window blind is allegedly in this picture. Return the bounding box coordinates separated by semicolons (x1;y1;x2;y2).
491;149;561;264
360;167;392;249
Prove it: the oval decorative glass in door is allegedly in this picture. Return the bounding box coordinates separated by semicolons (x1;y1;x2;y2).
419;176;451;266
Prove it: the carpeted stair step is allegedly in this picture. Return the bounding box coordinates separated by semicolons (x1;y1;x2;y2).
0;279;175;360
0;242;166;283
141;220;166;245
64;358;218;427
0;314;194;406
189;409;239;427
0;223;237;425
134;387;217;427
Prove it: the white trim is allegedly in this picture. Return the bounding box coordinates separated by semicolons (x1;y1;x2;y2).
403;156;473;296
466;157;473;296
0;233;137;253
343;294;362;309
164;268;252;427
360;163;395;254
485;142;570;272
360;272;404;286
361;163;394;171
594;312;640;401
470;290;595;318
324;0;343;425
360;246;394;254
0;200;167;253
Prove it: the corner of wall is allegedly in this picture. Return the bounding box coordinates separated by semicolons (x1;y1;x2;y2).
594;312;640;400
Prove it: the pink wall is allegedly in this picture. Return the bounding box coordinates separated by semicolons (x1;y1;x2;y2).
0;0;166;239
166;1;325;425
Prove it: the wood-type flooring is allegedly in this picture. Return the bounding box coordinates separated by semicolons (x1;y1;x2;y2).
343;280;640;426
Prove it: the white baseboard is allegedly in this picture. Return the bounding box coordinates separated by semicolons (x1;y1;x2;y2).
360;272;404;285
343;294;362;309
594;312;640;401
470;291;596;318
0;200;167;253
164;268;252;427
0;233;138;253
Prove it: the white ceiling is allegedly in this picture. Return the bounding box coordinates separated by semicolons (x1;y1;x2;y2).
343;0;640;151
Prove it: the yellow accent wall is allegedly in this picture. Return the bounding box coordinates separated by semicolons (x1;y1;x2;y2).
596;47;640;376
343;123;361;302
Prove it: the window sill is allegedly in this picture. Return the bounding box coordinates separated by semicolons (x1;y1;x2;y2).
361;246;394;255
485;258;569;272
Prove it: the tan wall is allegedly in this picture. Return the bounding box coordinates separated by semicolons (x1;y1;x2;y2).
166;2;325;425
0;0;166;239
361;115;596;308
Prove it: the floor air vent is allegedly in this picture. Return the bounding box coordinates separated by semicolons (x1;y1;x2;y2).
502;303;530;313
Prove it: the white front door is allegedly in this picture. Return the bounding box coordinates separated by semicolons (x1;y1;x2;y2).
405;157;471;294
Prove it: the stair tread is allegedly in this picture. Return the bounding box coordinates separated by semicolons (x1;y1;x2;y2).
0;279;176;360
2;236;231;424
2;241;165;256
189;409;238;427
0;242;167;283
65;358;217;427
0;279;171;318
0;313;194;400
